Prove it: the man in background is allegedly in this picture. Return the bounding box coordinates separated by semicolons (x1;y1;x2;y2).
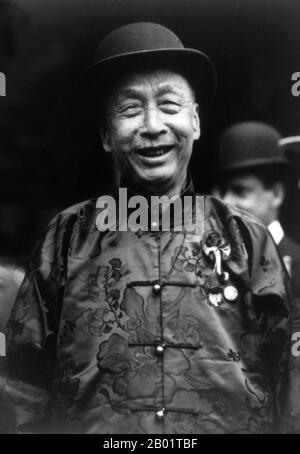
214;121;300;297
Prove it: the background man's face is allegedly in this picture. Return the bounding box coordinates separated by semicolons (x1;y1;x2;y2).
101;69;200;194
220;174;281;225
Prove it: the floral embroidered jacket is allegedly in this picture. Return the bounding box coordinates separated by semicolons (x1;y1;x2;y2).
2;189;300;434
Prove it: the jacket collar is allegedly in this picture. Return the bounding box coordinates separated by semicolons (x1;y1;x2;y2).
119;171;195;200
268;219;284;245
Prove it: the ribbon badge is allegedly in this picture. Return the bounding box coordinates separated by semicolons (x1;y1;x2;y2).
202;230;238;306
203;230;231;277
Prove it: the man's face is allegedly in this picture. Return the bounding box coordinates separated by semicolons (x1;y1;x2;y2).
220;174;281;225
101;69;200;194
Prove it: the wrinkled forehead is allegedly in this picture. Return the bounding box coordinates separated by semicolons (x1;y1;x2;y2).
107;68;196;102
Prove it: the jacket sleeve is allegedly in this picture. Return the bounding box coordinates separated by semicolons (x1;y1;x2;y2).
0;212;74;433
243;219;300;433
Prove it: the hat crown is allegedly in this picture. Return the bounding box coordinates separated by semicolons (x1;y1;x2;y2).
94;22;184;62
218;122;287;172
79;22;216;122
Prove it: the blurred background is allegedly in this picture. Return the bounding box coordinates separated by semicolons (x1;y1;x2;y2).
1;0;300;266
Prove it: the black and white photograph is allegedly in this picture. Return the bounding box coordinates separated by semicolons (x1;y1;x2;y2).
1;0;300;437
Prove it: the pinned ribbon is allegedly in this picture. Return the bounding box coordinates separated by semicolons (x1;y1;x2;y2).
203;230;231;277
202;229;238;307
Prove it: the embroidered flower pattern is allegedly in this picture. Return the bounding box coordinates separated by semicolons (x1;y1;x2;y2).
227;348;241;362
58;320;77;348
171;246;205;283
53;360;80;413
87;258;125;333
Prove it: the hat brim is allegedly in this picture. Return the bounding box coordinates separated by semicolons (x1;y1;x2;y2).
217;157;292;176
78;48;216;121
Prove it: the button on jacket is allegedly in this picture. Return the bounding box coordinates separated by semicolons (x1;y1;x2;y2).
2;190;300;434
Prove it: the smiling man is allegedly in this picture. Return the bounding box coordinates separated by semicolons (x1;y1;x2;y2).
100;69;200;197
2;23;300;434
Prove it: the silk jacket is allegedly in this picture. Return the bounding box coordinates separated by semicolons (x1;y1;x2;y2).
1;188;300;434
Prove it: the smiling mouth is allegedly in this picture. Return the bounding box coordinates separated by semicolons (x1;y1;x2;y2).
137;145;174;158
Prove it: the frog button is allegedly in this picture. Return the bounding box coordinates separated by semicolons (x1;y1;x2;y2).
156;408;165;420
155;343;165;356
223;285;238;301
153;282;162;295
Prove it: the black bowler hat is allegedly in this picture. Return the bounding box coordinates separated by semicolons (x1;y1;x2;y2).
217;121;290;176
79;22;216;118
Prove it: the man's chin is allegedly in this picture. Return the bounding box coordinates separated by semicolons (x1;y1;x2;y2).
137;172;174;191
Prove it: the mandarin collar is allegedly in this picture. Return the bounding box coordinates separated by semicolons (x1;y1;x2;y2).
118;172;195;201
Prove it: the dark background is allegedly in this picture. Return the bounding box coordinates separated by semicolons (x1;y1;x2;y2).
1;0;300;265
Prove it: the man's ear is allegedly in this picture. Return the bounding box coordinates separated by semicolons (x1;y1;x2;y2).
193;103;201;140
272;182;285;209
100;126;112;153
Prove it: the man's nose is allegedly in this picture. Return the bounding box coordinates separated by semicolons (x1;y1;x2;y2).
140;107;167;137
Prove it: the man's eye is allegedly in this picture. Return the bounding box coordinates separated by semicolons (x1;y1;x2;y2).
120;104;142;116
159;101;181;113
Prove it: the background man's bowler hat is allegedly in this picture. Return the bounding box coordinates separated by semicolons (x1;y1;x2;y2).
217;121;291;175
79;22;216;118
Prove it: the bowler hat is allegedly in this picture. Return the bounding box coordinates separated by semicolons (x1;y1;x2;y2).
217;122;290;176
79;22;216;119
